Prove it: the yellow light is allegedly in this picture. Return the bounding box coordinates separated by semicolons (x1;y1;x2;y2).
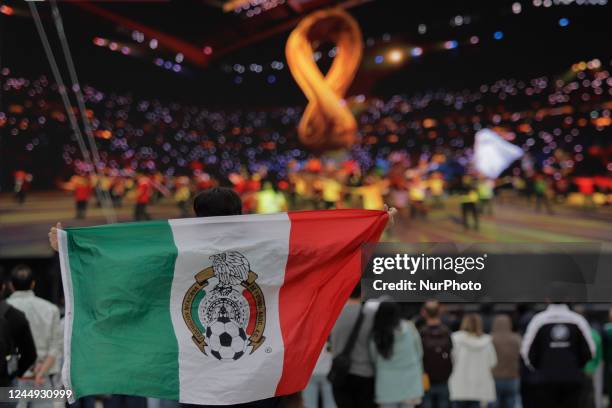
388;49;404;63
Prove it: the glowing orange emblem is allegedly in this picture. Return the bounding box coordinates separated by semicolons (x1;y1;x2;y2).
285;9;363;151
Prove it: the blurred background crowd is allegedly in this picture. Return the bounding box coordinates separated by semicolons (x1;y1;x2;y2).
3;62;611;222
0;0;610;406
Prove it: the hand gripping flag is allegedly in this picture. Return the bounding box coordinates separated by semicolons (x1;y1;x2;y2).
58;209;388;405
473;128;524;179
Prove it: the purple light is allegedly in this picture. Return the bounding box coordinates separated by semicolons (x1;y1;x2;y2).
411;47;423;57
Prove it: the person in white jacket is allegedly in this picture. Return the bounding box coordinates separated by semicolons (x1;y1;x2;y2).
448;313;497;408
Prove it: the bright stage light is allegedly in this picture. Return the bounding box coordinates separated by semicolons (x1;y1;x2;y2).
411;47;423;57
512;2;522;13
93;37;108;47
494;31;504;40
559;18;569;27
470;36;480;44
271;61;284;70
0;5;14;16
418;24;427;35
587;59;600;69
132;31;144;43
109;42;118;51
374;55;384;64
203;46;213;55
175;53;184;63
444;40;458;50
388;49;403;63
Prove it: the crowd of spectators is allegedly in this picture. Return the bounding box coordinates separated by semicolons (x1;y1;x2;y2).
1;60;610;194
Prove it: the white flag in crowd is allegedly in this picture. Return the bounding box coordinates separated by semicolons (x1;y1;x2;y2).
473;128;524;178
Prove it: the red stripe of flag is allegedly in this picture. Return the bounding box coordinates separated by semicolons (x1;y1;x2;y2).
275;209;388;396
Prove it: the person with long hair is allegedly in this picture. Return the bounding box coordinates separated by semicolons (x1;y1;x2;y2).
448;313;497;408
490;314;521;408
370;302;424;408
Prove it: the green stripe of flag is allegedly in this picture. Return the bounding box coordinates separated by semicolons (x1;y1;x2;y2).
65;221;180;400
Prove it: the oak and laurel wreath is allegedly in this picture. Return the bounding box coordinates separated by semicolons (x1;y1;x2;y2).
181;260;266;357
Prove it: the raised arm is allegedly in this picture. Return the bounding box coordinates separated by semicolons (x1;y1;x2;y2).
48;222;62;252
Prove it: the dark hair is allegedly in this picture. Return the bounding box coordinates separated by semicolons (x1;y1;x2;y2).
372;302;401;360
193;187;242;217
11;264;34;291
422;300;440;319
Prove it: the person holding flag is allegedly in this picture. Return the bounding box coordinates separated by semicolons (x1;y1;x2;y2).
49;187;396;407
477;176;495;216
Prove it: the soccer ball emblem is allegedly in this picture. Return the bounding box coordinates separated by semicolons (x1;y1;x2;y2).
182;252;267;361
205;316;248;361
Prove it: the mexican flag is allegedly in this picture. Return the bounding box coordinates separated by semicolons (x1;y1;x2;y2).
58;209;387;405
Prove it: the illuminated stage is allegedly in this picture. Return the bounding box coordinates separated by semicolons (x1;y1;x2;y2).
1;192;610;258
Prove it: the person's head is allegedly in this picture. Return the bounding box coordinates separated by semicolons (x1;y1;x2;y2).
10;264;35;291
193;187;242;217
372;302;401;359
491;314;512;334
422;300;441;323
460;313;483;337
